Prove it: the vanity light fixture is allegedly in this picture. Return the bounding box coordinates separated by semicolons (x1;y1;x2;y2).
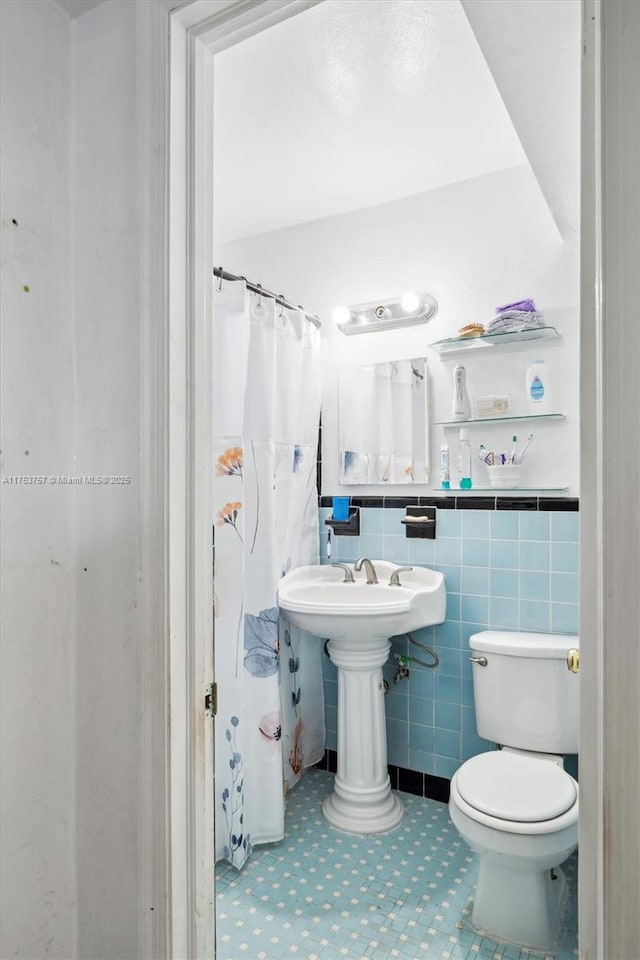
334;292;438;335
400;292;421;313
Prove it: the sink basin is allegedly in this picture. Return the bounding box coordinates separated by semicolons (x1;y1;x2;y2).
278;560;446;836
278;560;445;640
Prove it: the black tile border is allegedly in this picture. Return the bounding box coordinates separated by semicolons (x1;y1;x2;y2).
314;750;450;805
455;496;496;510
539;497;580;512
496;496;538;511
417;496;457;510
320;494;579;512
352;497;385;508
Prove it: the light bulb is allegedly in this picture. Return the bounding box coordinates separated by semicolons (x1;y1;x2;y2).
400;292;421;314
333;305;352;325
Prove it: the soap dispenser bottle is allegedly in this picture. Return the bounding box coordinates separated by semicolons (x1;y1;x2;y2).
458;428;472;489
452;365;471;420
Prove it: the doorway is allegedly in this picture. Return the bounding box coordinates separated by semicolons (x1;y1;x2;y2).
166;1;638;957
207;2;581;957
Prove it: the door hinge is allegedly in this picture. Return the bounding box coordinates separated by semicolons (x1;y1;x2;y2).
205;682;217;717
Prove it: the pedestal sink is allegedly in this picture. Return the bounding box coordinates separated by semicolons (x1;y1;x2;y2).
278;560;446;834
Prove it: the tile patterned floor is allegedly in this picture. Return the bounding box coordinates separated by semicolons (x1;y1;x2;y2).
216;769;578;960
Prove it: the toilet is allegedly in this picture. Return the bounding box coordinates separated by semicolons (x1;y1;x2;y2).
449;630;579;951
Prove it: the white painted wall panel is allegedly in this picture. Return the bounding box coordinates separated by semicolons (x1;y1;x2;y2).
0;2;77;957
71;1;141;956
2;0;155;956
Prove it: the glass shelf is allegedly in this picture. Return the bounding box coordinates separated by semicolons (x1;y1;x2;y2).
435;413;566;427
440;486;569;493
429;325;561;356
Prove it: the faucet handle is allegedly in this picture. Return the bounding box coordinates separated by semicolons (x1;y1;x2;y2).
388;566;413;586
331;562;355;583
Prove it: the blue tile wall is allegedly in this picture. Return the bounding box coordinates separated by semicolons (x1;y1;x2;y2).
319;505;580;779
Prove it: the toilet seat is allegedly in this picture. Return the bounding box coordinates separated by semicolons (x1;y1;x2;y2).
454;752;578;827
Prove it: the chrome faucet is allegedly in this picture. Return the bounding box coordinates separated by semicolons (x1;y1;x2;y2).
331;562;355;582
354;557;378;584
389;566;413;586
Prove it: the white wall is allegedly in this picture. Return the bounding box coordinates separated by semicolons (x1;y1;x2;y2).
461;0;581;240
0;2;77;957
1;1;155;956
71;2;142;956
215;164;580;495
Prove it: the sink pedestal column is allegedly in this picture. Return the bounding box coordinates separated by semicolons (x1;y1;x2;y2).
323;635;404;834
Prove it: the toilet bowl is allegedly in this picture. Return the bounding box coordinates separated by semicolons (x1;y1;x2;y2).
447;630;580;950
449;749;579;950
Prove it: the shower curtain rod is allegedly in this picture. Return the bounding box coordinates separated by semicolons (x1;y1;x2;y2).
213;267;321;328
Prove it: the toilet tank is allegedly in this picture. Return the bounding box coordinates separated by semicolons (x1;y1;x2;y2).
469;631;579;753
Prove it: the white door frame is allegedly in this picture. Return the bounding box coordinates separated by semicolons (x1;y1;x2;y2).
165;3;323;957
579;3;640;959
152;0;639;956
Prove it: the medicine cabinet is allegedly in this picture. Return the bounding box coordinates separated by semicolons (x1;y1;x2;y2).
337;358;430;485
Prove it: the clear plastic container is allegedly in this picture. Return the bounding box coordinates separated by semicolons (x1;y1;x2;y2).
458;429;472;489
440;442;450;489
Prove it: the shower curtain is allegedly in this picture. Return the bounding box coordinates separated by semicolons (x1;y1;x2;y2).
213;277;325;869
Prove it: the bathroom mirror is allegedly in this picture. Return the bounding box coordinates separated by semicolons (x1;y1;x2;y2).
338;358;431;484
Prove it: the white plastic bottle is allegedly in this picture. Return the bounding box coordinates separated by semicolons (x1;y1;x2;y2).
458;429;472;489
452;365;471;420
526;359;553;413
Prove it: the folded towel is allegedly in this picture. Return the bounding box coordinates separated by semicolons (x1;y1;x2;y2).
486;311;545;334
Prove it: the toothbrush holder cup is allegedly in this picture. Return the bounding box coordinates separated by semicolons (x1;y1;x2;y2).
486;464;523;489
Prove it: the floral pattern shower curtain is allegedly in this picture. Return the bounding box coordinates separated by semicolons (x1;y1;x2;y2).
213;278;325;869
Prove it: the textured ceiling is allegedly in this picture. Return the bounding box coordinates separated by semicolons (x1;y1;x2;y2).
213;0;529;244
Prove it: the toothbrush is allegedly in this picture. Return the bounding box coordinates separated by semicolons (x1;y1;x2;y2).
327;528;332;558
514;434;535;464
508;435;518;463
478;444;494;466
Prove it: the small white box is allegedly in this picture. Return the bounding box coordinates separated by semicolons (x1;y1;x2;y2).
473;395;511;418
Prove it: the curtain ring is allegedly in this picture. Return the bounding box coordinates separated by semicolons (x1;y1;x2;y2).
217;267;223;292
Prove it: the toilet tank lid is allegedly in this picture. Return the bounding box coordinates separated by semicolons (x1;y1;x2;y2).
469;630;579;659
